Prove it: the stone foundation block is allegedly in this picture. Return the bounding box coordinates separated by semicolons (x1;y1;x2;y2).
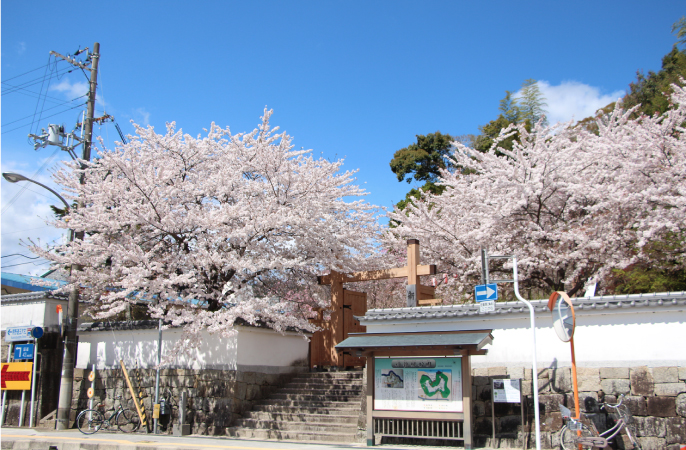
473;367;489;377
599;367;629;379
488;366;507;377
635;416;667;438
679;367;686;381
473;400;486;417
577;367;600;392
473;375;489;386
550;367;572;393
653;367;679;383
631;366;654;396
624;395;647;416
655;382;686;397
646;396;676;417
637;436;666;450
665;416;686;444
677;393;686;417
507;366;525;380
600;378;631;395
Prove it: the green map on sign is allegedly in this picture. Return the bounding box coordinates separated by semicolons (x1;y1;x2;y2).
419;370;451;399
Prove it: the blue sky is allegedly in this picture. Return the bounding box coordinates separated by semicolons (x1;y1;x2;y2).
2;1;683;275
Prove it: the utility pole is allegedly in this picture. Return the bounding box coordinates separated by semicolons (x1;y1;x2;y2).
54;42;100;430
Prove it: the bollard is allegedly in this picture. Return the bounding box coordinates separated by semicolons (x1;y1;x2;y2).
172;391;190;436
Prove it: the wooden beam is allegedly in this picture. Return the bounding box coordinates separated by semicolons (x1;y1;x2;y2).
407;239;420;286
366;357;374;446
318;264;436;285
462;353;473;449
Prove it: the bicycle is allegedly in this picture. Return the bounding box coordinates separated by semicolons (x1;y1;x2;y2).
559;394;642;449
76;396;141;435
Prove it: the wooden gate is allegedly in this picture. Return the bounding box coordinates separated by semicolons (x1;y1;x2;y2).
309;289;366;368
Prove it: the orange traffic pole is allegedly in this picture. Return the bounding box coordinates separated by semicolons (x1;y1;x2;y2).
570;336;580;419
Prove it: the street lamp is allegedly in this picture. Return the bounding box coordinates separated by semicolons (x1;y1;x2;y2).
3;173;70;211
2;172;78;429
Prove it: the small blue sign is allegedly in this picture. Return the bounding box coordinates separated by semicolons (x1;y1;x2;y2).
475;283;498;302
13;344;34;360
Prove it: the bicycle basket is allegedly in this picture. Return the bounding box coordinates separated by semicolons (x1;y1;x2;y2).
617;405;634;424
560;404;572;419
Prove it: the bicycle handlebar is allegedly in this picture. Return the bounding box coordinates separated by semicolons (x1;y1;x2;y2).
600;393;624;410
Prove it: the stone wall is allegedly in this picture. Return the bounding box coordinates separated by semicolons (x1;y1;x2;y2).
472;365;686;449
71;365;306;435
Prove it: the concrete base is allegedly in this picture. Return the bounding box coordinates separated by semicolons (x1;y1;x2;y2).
173;424;191;436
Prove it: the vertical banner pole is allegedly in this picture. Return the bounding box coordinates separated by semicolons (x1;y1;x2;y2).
89;364;95;411
29;338;38;427
19;389;26;427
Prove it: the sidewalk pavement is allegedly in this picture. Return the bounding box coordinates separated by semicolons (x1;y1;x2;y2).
0;427;495;450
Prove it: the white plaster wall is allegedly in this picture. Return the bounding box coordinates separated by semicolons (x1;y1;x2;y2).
75;326;309;371
362;304;686;369
1;298;67;331
235;326;309;370
76;328;238;370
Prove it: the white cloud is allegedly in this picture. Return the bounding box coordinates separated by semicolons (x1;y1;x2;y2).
534;80;625;125
134;108;151;126
1;170;68;276
17;42;26;55
51;79;89;100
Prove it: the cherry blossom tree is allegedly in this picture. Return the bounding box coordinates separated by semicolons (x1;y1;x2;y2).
34;109;382;347
387;84;686;300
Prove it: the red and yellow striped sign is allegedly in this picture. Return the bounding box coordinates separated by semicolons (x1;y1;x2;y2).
1;362;33;390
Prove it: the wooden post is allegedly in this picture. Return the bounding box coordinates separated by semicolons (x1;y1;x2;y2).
366;356;375;446
120;360;147;432
406;239;420;306
330;271;344;366
461;351;473;449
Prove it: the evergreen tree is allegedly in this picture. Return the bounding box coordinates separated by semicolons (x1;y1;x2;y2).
517;79;548;126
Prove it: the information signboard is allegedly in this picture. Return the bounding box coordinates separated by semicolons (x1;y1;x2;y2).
374;357;462;412
13;344;34;360
493;379;521;403
1;362;33;390
5;326;35;342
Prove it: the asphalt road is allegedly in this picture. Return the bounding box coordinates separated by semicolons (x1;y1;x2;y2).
0;427;488;450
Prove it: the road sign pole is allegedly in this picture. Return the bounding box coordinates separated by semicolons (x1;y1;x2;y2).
29;338;38;427
480;248;489;284
512;257;542;450
0;342;11;426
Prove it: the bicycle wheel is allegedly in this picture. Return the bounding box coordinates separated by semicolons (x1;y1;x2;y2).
560;423;595;450
77;409;104;435
116;408;141;433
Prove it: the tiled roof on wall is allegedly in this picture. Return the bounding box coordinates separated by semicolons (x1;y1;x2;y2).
358;291;686;322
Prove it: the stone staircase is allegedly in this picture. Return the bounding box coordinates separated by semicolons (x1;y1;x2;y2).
228;371;364;443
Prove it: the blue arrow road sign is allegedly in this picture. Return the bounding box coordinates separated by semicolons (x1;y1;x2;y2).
13;344;34;360
475;283;498;302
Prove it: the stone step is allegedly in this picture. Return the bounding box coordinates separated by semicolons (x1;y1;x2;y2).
244;411;358;424
251;404;360;415
296;372;363;379
271;393;361;402
233;418;357;433
279;388;362;396
286;380;364;388
227;427;358;443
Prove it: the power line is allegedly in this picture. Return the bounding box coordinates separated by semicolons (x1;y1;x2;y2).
1;253;40;259
2;95;86;128
1;66;75;96
2;103;85;135
1;226;56;236
1;260;52;269
1;62;52;83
